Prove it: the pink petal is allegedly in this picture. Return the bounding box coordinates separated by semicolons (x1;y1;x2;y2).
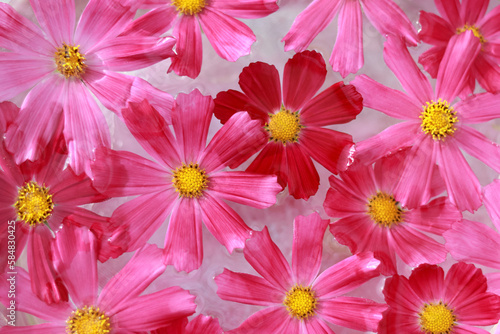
486;272;500;295
163;198;203;273
214;89;268;124
210;0;278;18
282;50;326;112
284;143;320;200
418;45;447;78
111;287;196;330
435;0;461;25
0;323;66;333
456;92;500;123
128;77;174;124
198;8;255;61
436;139;482;212
382;273;424;313
282;0;341;52
29;0;74;47
477;5;500;37
460;0;488;25
246;142;286;184
404;197;461;235
324;185;368;218
418;11;454;45
119;5;178;36
334;161;377;198
330;0;363;77
292;213;329;286
408;263;445;304
83;70;133;114
215;269;284;305
303;317;334;334
168;15;202;79
238;61;281;114
231;306;297;334
318;297;387;332
185;315;223;334
300;82;363;126
198;193;252;253
208;171;281;209
454;125;500;172
350;74;422;120
484;180;500;231
454;325;491;334
98;244;166;314
0;101;19;135
472;53;500;93
313;252;380;298
361;0;418;45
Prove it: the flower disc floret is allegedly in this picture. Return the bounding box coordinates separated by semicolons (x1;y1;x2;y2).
265;107;302;144
367;192;403;227
283;285;317;320
419;301;456;334
172;163;208;198
54;43;87;78
420;99;458;141
172;0;206;15
456;25;486;44
14;181;54;226
66;306;111;334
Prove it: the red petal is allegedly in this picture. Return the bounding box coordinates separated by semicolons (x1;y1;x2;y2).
284;143;319;200
238;61;281;114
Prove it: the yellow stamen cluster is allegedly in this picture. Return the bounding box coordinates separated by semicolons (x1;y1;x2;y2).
283;285;317;320
419;301;456;334
172;163;208;198
420;99;458;141
367;192;403;227
172;0;206;15
265;107;303;145
456;25;486;44
14;181;54;226
54;43;86;78
66;306;110;334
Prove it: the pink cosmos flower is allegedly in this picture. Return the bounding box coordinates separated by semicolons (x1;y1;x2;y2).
130;0;279;78
0;0;176;176
0;102;115;305
324;150;462;276
152;315;223;334
352;34;500;212
0;225;197;333
215;213;387;333
214;51;363;200
282;0;418;77
419;0;500;94
378;262;500;334
91;89;282;273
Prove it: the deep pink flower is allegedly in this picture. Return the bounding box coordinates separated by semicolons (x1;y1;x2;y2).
91;89;282;273
214;51;363;200
419;0;500;93
0;225;196;333
0;0;176;176
324;150;461;276
130;0;278;78
379;262;500;334
282;0;418;77
152;314;223;334
215;213;387;333
352;34;500;212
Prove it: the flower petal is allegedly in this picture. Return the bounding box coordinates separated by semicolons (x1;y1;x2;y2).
456;92;500;123
454;125;500;172
418;11;454;45
185;315;223;334
434;0;460;25
478;5;500;37
29;0;74;47
214;89;268;124
284;143;320;200
232;306;297;334
168;15;202;79
238;61;281;114
83;70;133;114
472;53;500;93
418;45;447;79
407;263;445;304
404;197;461;235
119;5;178;36
246;142;286;184
210;0;278;18
460;0;488;25
484;180;500;231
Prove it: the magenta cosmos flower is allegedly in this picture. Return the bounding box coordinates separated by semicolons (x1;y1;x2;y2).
281;0;418;77
378;262;500;334
131;0;278;78
0;225;196;333
419;0;500;93
214;51;363;200
91;89;282;273
0;0;176;176
215;213;387;333
0;102;115;305
352;34;500;212
324;150;462;276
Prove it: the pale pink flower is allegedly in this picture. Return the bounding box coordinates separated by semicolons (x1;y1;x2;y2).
352;34;500;212
215;213;387;333
282;0;418;77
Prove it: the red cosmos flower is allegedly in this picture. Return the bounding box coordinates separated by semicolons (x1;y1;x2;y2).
215;213;387;333
214;51;363;200
419;0;500;93
324;150;461;276
379;262;500;334
91;89;282;273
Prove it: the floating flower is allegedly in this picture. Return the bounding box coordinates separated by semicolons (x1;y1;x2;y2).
0;0;176;176
352;34;500;212
419;0;500;93
282;0;418;77
379;262;500;333
91;89;282;273
214;51;363;200
324;150;461;275
215;213;386;333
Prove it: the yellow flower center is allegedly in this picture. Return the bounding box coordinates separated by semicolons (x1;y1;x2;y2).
14;181;54;226
55;43;86;79
367;192;403;227
66;306;111;334
420;99;458;141
172;0;206;15
419;301;456;334
283;285;317;320
172;163;208;198
265;107;303;145
456;25;486;44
